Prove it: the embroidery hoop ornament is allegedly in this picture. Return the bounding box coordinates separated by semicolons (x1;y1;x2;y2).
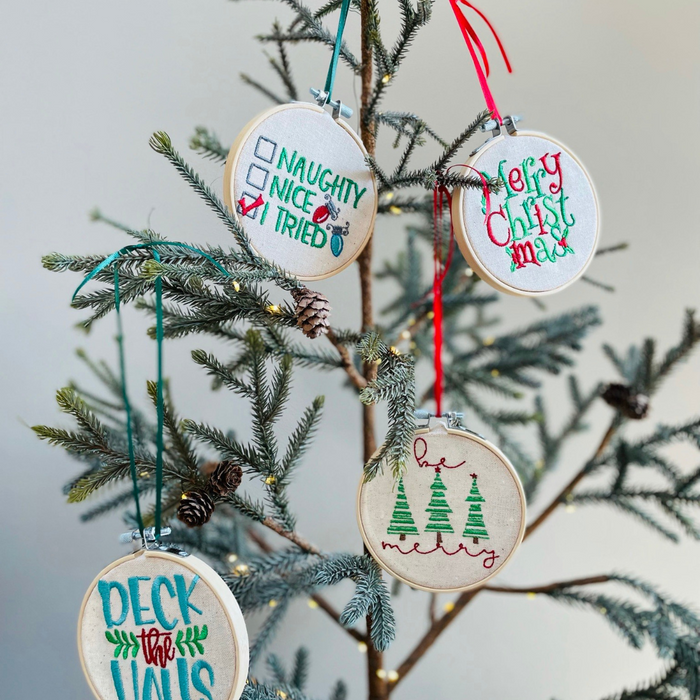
223;102;377;281
452;116;600;296
77;542;249;700
357;414;526;593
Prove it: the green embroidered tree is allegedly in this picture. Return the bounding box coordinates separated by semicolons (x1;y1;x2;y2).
463;473;489;544
386;477;419;541
424;469;454;546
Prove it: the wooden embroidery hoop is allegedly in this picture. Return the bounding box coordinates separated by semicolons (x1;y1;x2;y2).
77;548;249;700
356;423;527;593
223;102;378;282
451;129;600;297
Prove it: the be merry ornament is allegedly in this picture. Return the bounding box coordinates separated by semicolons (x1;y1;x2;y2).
224;102;377;280
358;420;526;592
78;548;249;700
452;117;600;296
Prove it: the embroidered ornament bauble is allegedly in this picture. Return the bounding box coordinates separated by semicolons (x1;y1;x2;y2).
357;420;526;592
452;119;600;296
78;548;249;700
223;102;377;281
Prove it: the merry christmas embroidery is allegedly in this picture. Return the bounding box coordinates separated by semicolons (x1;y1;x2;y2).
238;135;367;256
481;152;577;271
381;440;499;570
98;573;216;700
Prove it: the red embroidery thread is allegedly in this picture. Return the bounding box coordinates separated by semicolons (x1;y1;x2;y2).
413;437;466;470
138;628;176;668
381;540;498;569
238;194;265;216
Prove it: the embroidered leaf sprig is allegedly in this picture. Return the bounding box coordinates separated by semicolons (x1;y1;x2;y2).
175;625;208;657
105;630;140;659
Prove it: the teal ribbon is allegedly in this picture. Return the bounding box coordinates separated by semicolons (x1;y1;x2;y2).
72;242;232;541
323;0;352;103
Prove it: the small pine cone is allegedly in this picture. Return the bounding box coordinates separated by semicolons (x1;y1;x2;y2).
601;383;649;420
291;286;331;339
177;490;215;528
208;460;243;496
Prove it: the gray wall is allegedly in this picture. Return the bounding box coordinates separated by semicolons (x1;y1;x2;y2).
2;0;699;698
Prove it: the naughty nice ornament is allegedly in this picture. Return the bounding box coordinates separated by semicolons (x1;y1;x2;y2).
224;103;377;280
452;124;599;296
78;549;249;700
358;421;526;592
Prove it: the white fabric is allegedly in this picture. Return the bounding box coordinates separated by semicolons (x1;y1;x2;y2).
228;104;376;280
79;551;247;700
457;132;598;293
359;423;525;591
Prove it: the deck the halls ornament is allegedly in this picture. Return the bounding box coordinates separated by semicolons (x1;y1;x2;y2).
71;243;250;700
447;0;599;296
223;0;376;280
357;419;526;592
78;548;249;700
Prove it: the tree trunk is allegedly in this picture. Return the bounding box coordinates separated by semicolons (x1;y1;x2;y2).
400;533;406;541
437;532;443;546
358;2;386;699
473;537;479;544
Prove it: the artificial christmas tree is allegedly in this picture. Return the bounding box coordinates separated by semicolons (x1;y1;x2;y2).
33;0;700;698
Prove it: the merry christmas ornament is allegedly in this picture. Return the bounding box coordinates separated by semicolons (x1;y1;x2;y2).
223;102;377;280
78;548;249;700
358;419;526;592
452;117;599;296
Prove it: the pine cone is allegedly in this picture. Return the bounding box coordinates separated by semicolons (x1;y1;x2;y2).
291;287;331;339
601;383;649;420
177;490;215;528
208;460;243;496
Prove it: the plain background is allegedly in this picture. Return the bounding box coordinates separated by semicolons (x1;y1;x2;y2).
2;0;699;698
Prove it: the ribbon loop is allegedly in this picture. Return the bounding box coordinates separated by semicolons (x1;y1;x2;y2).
72;241;234;542
323;0;352;104
448;0;512;124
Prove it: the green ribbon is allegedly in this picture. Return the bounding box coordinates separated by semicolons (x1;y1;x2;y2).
323;0;352;103
72;242;232;541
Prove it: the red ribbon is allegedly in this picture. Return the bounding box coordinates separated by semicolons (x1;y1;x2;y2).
447;0;512;124
432;166;492;415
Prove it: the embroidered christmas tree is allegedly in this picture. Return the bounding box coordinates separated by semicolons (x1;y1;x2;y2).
386;476;419;541
463;473;489;544
424;468;454;546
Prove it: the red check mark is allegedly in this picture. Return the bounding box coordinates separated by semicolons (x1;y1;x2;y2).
238;194;265;216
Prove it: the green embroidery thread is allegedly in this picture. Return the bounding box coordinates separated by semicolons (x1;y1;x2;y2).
386;477;419;541
175;625;209;657
105;630;141;660
462;474;489;544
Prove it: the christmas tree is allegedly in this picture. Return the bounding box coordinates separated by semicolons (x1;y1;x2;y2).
386;477;419;541
424;470;454;546
462;473;489;544
32;0;700;698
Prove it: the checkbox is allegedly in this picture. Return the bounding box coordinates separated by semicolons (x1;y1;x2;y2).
254;136;277;163
237;191;261;219
246;163;269;191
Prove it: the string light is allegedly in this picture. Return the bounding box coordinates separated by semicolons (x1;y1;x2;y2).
526;592;537;600
427;311;434;320
443;601;455;613
389;205;402;215
482;336;495;346
139;471;150;478
276;692;288;699
265;475;277;485
267;304;281;314
181;492;189;500
382;73;392;84
233;563;250;576
376;669;387;679
357;642;368;653
385;192;394;201
387;671;399;682
565;504;577;513
268;600;278;608
307;599;319;609
389;346;402;356
490;369;500;377
599;606;608;615
226;553;239;564
232;280;241;292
